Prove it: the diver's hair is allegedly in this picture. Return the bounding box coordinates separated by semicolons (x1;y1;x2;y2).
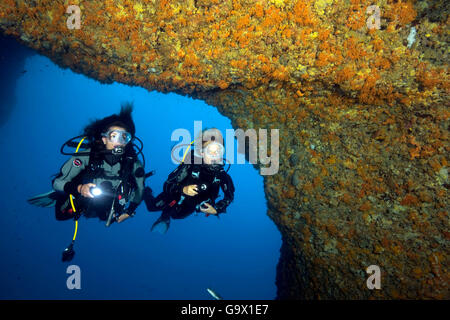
195;127;224;148
107;102;135;135
82;101;136;146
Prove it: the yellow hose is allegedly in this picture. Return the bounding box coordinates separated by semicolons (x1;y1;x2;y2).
68;137;86;242
72;220;78;241
182;141;194;163
75;137;85;153
69;194;76;213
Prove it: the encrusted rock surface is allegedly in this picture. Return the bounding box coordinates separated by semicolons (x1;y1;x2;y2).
1;0;448;299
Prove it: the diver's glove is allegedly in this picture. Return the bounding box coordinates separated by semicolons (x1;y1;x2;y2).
214;200;229;214
124;201;139;217
119;210;135;219
115;202;138;222
115;206;137;223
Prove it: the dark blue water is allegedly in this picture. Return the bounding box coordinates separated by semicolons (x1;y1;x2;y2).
0;44;281;299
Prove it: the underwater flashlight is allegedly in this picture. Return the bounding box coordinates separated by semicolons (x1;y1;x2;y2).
62;241;75;262
90;187;102;197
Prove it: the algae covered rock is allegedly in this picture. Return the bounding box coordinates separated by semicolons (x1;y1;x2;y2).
1;0;448;299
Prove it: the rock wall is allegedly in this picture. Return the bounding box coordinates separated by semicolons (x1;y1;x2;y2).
1;0;448;299
0;34;36;126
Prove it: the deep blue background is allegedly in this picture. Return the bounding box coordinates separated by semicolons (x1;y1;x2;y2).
0;41;281;299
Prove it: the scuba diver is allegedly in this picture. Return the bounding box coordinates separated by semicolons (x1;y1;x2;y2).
144;128;235;234
28;103;149;261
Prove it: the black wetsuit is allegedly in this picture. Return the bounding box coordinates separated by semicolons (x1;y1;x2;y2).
145;163;235;224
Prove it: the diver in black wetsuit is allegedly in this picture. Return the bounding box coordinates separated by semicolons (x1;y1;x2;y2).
144;128;235;233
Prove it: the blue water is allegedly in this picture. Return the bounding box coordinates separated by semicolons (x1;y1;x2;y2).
0;47;281;299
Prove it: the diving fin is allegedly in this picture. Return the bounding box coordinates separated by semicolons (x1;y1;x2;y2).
151;217;170;234
27;191;60;208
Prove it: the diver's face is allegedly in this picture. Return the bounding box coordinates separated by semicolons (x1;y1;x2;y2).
102;126;129;150
201;142;224;165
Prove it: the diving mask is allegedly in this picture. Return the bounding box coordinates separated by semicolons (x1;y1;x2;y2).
203;141;224;161
102;129;132;145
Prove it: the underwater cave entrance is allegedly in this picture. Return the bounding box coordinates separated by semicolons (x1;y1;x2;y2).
0;42;282;299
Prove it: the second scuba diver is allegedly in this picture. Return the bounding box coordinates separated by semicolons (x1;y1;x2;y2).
144;128;235;234
28;103;146;226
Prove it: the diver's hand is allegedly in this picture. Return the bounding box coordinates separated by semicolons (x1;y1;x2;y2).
78;183;96;198
200;203;217;215
183;184;198;196
116;213;131;223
